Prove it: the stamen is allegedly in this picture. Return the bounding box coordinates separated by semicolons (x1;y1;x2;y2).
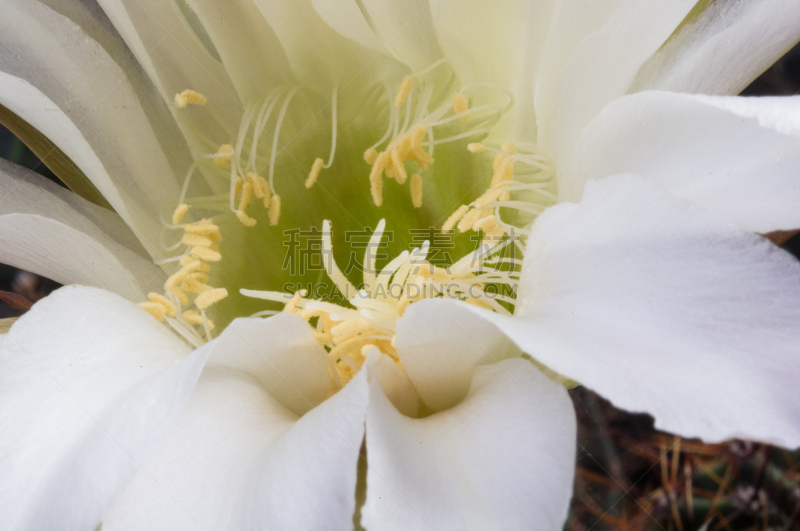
269;195;281;226
147;293;177;317
213;144;234;166
174;89;207;108
194;288;229;310
410;173;423;208
172;204;190;225
306;158;324;189
442;205;469;232
467;143;486;153
190;246;222;262
394;75;413;108
452;92;470;122
183;309;215;330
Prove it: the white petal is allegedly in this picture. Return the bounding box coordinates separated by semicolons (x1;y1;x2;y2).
0;1;185;254
94;0;244;170
204;313;336;416
396;297;520;412
633;0;800;96
105;353;371;531
0;285;196;530
186;0;295;104
474;176;800;447
551;0;695;164
429;0;557;140
534;0;625;152
564;91;800;233
314;0;442;71
0;160;164;300
251;0;405;93
362;358;576;531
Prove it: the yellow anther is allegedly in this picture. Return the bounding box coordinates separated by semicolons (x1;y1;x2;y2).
238;180;253;210
452;92;470;122
213;144;234;166
457;208;482;233
195;288;228;310
410;173;423;208
501;142;517;155
138;301;167;321
182;219;222;241
306;158;324;189
146;292;177;317
172;203;190;225
182;233;212;248
475;186;506;210
179;256;203;269
245;172;264;199
165;261;201;291
411;124;428;145
169;286;189;306
191;246;222;262
467;143;486;154
187;271;209;283
234;176;243;198
370;165;384;207
182;309;215;330
236;209;257;227
258;176;272;206
175;89;207;108
473;214;500;233
394;75;413;108
390;149;408;185
181;278;212;295
364;147;378;165
491;157;514;187
269;194;281;226
443;205;469;232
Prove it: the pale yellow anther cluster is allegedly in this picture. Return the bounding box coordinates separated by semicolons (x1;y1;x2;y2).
233;171;274;227
212;144;277;227
365;124;433;207
139;204;228;332
442;142;517;243
174;89;207;108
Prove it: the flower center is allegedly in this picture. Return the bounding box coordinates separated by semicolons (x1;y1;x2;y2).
139;61;558;378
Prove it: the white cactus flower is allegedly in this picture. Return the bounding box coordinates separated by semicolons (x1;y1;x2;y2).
1;1;800;530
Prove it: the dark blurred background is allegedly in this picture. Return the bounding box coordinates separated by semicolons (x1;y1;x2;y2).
2;42;800;531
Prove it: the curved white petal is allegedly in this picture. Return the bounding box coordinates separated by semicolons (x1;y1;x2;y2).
313;0;442;72
0;160;163;300
0;285;196;530
564;91;800;233
552;1;695;164
362;358;576;531
104;351;371;531
533;0;624;153
473;176;800;447
396;298;520;412
0;1;185;254
632;0;800;96
204;313;336;416
94;0;243;168
251;0;405;94
187;0;295;105
429;0;556;140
